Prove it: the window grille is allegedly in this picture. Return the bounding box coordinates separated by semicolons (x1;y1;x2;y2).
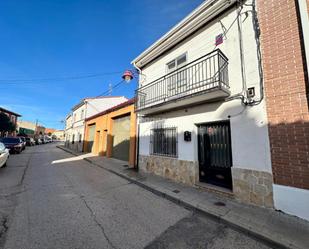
150;127;177;157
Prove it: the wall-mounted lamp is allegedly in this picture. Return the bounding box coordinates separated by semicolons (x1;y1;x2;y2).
122;70;134;83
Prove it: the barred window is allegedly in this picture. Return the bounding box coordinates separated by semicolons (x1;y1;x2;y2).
150;127;177;157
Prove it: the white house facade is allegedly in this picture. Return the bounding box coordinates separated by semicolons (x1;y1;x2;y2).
64;114;73;147
133;0;274;208
67;96;128;152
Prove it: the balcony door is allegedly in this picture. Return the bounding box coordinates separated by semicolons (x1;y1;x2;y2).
167;53;187;97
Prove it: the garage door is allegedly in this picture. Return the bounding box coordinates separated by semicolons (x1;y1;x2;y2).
86;124;96;153
112;115;130;161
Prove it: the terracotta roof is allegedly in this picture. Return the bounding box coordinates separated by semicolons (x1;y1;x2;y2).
45;128;56;134
85;98;135;121
0;107;21;117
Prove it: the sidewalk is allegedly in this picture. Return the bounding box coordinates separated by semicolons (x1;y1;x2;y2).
57;145;309;249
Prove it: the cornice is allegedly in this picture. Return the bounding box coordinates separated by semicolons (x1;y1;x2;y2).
132;0;236;68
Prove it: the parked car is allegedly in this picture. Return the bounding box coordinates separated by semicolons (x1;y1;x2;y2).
0;142;9;168
19;137;26;150
0;137;24;154
35;138;42;145
26;137;35;146
45;136;52;143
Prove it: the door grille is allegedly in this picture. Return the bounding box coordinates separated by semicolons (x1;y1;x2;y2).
203;123;232;168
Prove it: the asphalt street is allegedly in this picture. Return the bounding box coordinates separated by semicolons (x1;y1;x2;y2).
0;143;272;249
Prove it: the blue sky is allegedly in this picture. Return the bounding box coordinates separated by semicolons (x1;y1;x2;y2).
0;0;202;129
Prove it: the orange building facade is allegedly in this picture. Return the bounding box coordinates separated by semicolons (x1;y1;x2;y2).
83;98;136;167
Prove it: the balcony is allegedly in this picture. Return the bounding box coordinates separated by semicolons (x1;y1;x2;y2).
135;49;230;115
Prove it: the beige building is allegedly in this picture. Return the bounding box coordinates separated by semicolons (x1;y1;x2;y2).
52;130;65;141
17;120;36;137
35;125;45;138
17;120;45;138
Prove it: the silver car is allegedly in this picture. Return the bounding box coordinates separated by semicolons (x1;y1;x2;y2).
0;142;9;168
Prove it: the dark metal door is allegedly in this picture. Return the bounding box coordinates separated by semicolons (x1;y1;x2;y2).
198;121;232;189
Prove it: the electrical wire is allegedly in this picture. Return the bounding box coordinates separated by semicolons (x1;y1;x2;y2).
246;0;264;106
96;79;126;97
0;71;122;85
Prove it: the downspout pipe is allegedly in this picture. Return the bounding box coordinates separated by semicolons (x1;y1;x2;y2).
224;2;247;104
133;61;142;170
296;0;309;83
237;2;247;97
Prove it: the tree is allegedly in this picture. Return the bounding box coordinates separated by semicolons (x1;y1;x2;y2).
0;112;16;137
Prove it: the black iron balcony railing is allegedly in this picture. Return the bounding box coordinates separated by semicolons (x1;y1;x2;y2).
135;49;229;111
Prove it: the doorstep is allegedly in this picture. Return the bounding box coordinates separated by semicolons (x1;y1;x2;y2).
195;182;234;199
57;145;309;249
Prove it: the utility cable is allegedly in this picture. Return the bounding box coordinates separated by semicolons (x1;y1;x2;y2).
0;71;122;83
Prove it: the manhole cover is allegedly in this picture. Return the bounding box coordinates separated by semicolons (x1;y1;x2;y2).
214;201;226;206
122;165;128;168
172;189;180;194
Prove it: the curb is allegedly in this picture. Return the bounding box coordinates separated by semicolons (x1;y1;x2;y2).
56;146;298;249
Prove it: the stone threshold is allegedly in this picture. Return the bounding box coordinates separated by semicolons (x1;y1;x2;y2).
57;145;309;249
195;182;234;199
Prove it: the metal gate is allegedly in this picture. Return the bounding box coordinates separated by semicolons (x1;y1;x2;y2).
197;121;232;189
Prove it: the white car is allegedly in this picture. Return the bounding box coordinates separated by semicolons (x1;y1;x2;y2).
0;142;9;168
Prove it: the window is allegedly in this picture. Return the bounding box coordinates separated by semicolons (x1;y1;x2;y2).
166;53;187;95
79;133;82;143
72;134;75;144
73;113;77;122
81;110;84;120
176;54;187;66
167;60;176;71
150;127;177;157
166;53;187;73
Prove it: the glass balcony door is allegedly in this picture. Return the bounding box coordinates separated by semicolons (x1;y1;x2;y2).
166;54;187;97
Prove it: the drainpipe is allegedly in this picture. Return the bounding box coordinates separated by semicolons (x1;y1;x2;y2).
133;61;142;170
297;0;309;82
224;3;247;104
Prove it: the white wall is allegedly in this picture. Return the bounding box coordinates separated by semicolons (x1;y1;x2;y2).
86;97;127;118
70;97;128;146
274;184;309;221
140;5;262;100
139;98;272;173
138;3;272;173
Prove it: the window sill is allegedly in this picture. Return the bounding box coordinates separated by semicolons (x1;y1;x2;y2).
150;153;178;159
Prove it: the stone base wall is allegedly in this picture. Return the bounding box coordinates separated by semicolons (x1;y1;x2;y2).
65;141;84;153
139;155;198;186
139;155;274;208
232;168;274;208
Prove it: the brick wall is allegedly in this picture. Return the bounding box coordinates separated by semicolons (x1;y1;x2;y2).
258;0;309;189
